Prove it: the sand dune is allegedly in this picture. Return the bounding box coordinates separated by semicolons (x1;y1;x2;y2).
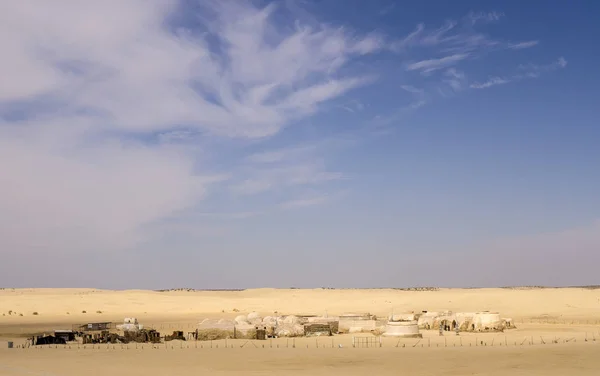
2;287;600;322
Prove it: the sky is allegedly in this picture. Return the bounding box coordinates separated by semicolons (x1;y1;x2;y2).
1;0;599;289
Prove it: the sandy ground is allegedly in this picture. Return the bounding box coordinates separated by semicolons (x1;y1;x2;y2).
1;287;600;375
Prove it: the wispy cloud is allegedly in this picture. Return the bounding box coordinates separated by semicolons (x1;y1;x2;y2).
385;14;566;111
0;1;571;260
466;11;504;25
407;53;470;74
471;57;568;89
519;57;568;73
0;0;381;255
391;17;495;56
391;12;543;77
230;162;344;196
390;23;425;51
401;85;424;94
442;68;467;92
470;77;509;89
338;99;366;113
349;33;386;54
230;141;346;198
509;40;539;49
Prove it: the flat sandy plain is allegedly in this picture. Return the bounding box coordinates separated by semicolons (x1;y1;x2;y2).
1;287;600;375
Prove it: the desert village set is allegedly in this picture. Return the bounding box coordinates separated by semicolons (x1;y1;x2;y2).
16;307;514;347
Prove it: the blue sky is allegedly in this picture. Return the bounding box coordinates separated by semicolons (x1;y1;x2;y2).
1;0;599;289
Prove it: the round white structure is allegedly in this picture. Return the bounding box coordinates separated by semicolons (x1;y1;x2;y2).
247;312;261;321
382;320;422;338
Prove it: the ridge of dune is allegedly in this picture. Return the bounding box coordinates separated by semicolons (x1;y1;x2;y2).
2;287;600;325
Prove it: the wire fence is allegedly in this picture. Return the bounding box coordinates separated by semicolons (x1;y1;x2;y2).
141;319;600;329
516;318;600;325
7;330;600;351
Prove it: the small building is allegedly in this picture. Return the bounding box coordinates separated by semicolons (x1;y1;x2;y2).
304;323;333;337
54;330;76;342
74;322;113;332
338;313;378;333
471;312;503;332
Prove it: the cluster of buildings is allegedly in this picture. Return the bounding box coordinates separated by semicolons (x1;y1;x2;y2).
415;311;514;332
197;310;515;339
26;310;515;346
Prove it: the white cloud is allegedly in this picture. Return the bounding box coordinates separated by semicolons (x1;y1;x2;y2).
0;128;225;253
401;85;424;94
338;99;365;113
470;76;510;89
390;23;425;51
349;33;386;54
508;40;539;49
471;57;568;90
557;57;568;68
390;17;497;55
443;68;467;92
0;0;380;255
391;14;542;78
466;11;504;25
277;77;372;117
406;53;470;73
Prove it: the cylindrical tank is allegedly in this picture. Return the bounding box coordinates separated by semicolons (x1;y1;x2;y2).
382;320;422;338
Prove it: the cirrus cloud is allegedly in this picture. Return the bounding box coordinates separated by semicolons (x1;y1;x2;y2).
0;0;381;255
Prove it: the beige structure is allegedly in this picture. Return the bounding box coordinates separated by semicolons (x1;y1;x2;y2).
417;310;513;332
503;318;515;329
470;312;503;331
417;311;447;329
338;313;378;333
116;317;143;332
382;320;422;338
389;313;417;321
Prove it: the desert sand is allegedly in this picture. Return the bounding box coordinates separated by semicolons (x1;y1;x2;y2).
1;287;600;375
